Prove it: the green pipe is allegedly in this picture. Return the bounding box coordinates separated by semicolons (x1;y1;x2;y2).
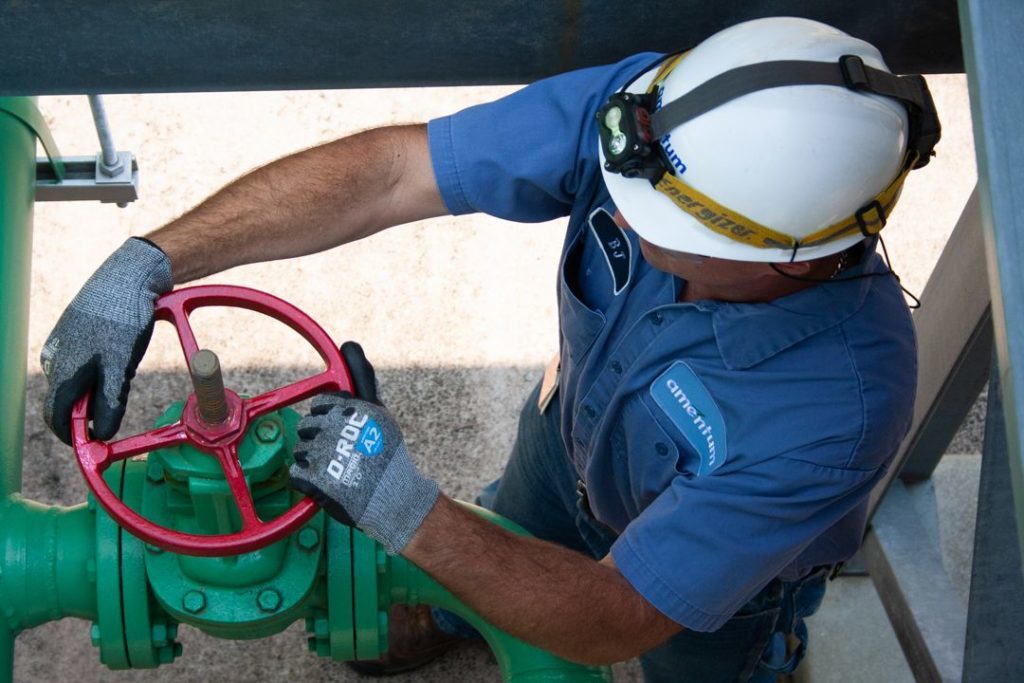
0;95;41;683
384;506;613;682
0;499;98;632
0;96;37;498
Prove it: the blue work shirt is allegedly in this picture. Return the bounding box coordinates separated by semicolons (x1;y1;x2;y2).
427;54;916;632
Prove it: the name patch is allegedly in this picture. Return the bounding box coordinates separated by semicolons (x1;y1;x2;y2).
588;208;631;295
650;362;727;475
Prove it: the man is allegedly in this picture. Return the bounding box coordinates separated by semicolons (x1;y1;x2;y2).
41;17;938;682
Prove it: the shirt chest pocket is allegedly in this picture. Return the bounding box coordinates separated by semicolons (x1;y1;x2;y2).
559;227;607;366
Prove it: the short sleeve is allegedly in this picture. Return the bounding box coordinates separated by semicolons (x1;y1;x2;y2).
427;53;659;222
610;455;885;632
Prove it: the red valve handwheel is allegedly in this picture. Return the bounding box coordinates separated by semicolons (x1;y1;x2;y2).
71;285;353;556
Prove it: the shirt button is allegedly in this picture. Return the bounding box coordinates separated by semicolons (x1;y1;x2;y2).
583;404;597;418
649;311;664;326
609;360;622;374
655;442;669;456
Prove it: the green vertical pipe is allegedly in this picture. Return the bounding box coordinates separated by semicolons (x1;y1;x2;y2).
0;95;39;683
0;96;36;498
0;624;9;683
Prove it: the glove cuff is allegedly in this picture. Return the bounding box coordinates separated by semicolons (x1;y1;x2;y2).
131;236;168;257
125;237;174;296
359;442;440;555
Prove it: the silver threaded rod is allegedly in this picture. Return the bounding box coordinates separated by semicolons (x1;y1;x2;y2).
190;349;229;424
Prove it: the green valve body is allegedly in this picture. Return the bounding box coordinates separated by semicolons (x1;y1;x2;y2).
140;401;323;640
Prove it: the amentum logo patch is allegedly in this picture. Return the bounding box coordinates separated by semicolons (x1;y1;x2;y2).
650;361;727;475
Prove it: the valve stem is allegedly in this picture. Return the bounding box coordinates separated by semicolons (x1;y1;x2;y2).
190;349;229;424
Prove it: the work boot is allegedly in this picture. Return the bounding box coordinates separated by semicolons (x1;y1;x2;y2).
347;604;463;677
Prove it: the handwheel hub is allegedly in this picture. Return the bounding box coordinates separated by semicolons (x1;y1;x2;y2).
181;389;245;447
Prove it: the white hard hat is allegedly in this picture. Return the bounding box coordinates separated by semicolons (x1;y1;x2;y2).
599;17;920;262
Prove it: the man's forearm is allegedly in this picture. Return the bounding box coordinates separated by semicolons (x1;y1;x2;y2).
147;124;445;283
403;495;681;666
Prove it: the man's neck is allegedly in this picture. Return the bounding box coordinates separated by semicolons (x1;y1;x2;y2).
678;267;834;304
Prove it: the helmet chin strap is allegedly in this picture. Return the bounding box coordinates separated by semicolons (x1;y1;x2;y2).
767;236;921;309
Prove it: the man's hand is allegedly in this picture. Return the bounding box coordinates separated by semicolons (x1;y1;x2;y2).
289;343;439;555
41;237;173;445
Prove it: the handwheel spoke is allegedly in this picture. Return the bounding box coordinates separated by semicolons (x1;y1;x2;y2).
155;297;201;367
106;423;189;464
214;445;261;529
171;311;201;367
244;371;342;420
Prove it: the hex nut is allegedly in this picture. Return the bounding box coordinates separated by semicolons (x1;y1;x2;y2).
297;527;320;551
146;461;165;483
255;420;281;443
257;588;282;612
182;590;206;614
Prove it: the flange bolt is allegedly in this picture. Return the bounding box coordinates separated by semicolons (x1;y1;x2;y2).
297;527;320;551
256;420;280;443
182;590;206;614
257;588;282;613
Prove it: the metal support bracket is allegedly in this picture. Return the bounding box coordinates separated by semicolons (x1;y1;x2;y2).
862;480;967;682
35;153;139;204
962;364;1024;681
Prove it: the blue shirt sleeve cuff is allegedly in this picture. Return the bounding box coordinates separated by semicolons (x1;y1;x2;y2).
427;116;474;216
611;533;735;632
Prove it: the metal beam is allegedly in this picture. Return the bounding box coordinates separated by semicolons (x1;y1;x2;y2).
869;188;990;517
963;366;1024;681
959;0;1024;566
862;481;967;682
0;1;963;96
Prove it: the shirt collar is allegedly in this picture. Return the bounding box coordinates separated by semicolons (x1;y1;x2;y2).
707;247;886;370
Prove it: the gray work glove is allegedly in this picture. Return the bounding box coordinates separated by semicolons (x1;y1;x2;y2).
289;342;439;555
41;237;173;445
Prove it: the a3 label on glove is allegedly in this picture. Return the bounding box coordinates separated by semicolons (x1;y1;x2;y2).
327;410;385;486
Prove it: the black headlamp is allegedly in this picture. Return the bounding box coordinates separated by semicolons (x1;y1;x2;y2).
596;92;665;182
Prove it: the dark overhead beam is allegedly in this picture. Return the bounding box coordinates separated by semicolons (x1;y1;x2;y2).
0;1;962;96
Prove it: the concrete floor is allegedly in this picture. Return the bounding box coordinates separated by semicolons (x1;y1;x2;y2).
13;71;977;681
795;452;983;683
